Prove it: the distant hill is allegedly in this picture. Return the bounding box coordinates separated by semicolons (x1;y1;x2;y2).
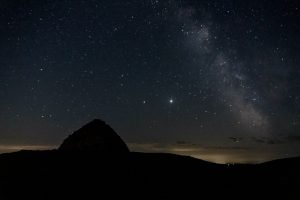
0;119;299;199
59;119;129;153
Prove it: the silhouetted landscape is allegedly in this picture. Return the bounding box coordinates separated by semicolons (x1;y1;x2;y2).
0;119;299;199
2;0;300;199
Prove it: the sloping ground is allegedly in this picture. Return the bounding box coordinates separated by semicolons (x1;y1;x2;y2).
0;150;299;199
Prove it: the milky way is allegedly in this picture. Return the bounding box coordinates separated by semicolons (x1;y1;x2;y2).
0;0;299;163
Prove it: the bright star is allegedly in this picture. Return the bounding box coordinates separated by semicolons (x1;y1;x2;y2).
169;98;174;104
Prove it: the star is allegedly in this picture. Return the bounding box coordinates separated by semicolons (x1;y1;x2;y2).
0;0;299;164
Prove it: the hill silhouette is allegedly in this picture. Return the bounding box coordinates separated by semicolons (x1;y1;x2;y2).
59;119;129;153
0;119;299;199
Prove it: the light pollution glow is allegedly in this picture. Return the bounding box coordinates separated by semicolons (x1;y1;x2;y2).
0;143;298;164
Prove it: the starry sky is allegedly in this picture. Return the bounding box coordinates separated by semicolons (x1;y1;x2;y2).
1;0;300;163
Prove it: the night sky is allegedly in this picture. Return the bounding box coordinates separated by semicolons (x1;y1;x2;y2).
1;0;300;163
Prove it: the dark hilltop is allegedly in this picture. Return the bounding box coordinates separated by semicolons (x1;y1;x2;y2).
59;119;130;153
0;119;299;199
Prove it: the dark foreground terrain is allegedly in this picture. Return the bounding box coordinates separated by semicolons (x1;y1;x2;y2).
0;119;299;199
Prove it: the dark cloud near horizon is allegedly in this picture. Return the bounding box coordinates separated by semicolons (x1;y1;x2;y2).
285;134;300;142
251;137;283;145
